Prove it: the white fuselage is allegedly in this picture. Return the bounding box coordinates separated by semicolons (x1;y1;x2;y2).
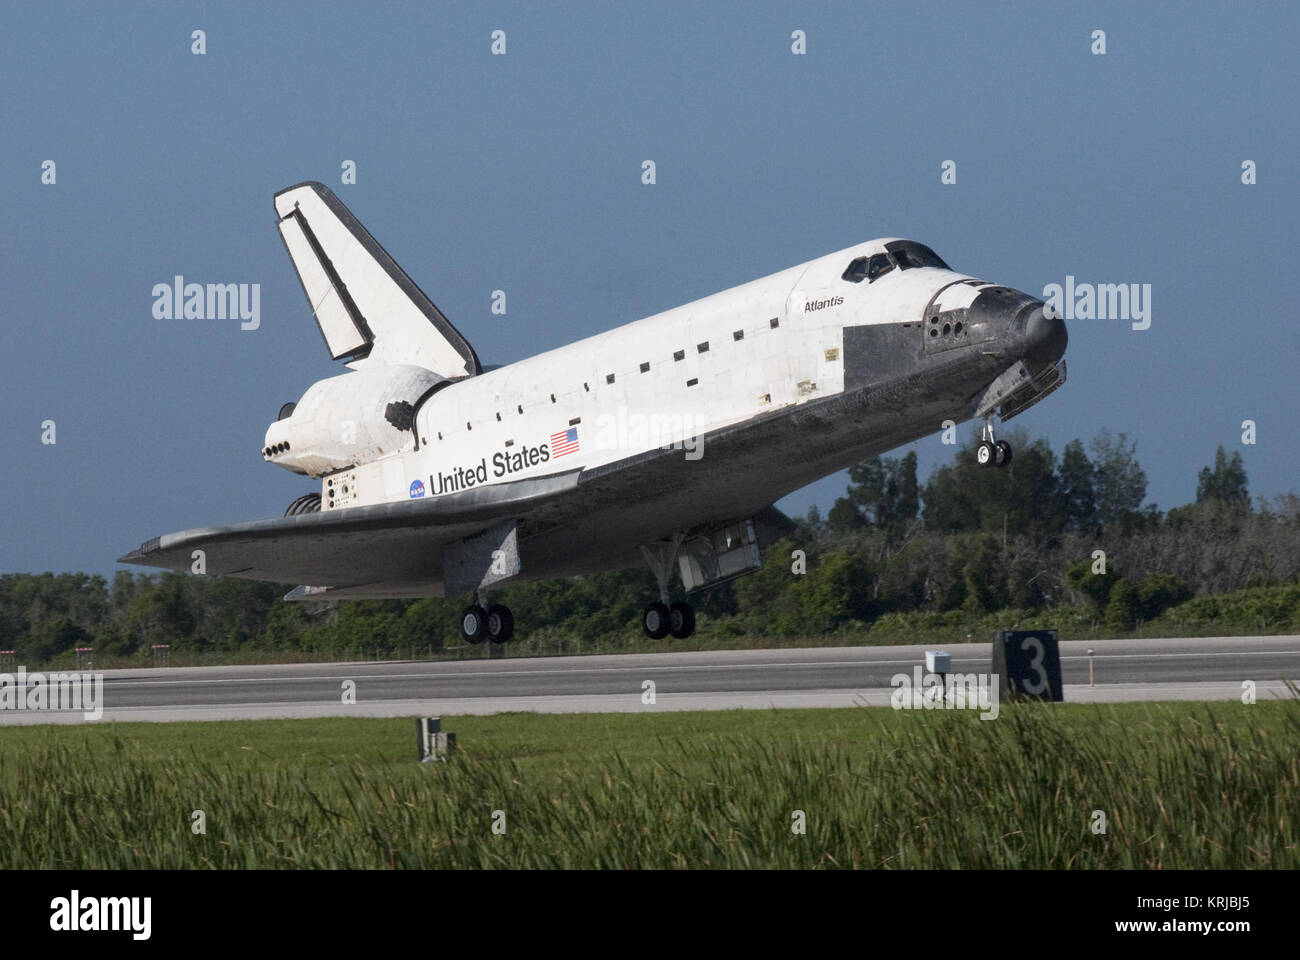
309;239;976;512
129;192;1066;599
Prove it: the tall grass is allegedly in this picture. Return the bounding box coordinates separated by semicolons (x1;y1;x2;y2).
1;702;1296;868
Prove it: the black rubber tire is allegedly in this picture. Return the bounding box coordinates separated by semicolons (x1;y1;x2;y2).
976;440;995;467
669;601;696;640
995;440;1013;467
486;604;514;644
642;601;671;639
461;605;489;644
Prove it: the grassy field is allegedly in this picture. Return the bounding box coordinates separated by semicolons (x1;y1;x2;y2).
1;701;1297;869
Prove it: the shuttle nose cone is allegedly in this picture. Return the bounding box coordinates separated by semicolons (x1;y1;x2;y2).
1024;306;1068;366
965;286;1068;368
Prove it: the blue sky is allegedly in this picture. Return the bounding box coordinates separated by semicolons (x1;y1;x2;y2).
2;1;1296;577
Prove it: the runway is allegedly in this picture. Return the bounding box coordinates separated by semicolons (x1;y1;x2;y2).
1;634;1296;724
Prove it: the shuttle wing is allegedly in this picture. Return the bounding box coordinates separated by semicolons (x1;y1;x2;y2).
274;181;480;377
119;470;580;592
121;414;801;597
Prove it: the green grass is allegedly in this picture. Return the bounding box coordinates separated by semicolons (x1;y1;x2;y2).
2;702;1297;869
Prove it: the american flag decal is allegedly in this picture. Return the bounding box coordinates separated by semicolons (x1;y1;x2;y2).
550;426;580;457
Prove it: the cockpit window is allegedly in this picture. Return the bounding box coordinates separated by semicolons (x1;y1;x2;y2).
885;240;950;271
842;253;894;283
842;257;868;282
891;247;928;269
867;253;893;281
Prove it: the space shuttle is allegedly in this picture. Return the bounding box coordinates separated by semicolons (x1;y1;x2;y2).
121;181;1068;644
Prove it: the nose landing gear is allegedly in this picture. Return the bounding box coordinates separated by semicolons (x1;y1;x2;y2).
976;419;1013;469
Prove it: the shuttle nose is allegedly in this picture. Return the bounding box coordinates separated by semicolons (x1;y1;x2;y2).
964;286;1068;368
1023;305;1068;366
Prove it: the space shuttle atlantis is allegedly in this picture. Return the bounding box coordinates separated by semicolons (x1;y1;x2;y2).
122;181;1068;643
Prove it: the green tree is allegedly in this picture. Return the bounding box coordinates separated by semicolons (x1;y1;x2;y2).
788;551;876;630
1090;429;1148;530
922;431;1063;542
1138;573;1193;620
1058;439;1098;531
1104;578;1140;628
827;497;866;534
26;616;92;664
1065;556;1119;613
1007;556;1049;609
829;452;919;540
1196;445;1250;507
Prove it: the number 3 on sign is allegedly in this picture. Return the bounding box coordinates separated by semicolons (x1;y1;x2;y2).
993;630;1063;702
1021;635;1048;696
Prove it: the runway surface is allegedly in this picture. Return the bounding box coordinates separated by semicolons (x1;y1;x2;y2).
1;634;1296;724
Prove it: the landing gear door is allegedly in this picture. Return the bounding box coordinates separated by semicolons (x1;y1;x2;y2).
677;520;761;593
442;519;521;598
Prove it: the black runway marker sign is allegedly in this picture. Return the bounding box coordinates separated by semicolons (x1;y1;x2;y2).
992;630;1063;701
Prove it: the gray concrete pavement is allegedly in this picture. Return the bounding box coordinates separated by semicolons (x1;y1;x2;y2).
0;635;1295;724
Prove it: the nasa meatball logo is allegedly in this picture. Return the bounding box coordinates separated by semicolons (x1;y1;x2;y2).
409;479;425;499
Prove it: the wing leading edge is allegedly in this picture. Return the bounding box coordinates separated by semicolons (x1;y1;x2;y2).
121;399;820;599
118;470;580;592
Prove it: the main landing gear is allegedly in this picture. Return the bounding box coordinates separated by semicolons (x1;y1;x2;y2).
641;600;696;640
976;418;1013;469
639;537;697;640
460;590;514;644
